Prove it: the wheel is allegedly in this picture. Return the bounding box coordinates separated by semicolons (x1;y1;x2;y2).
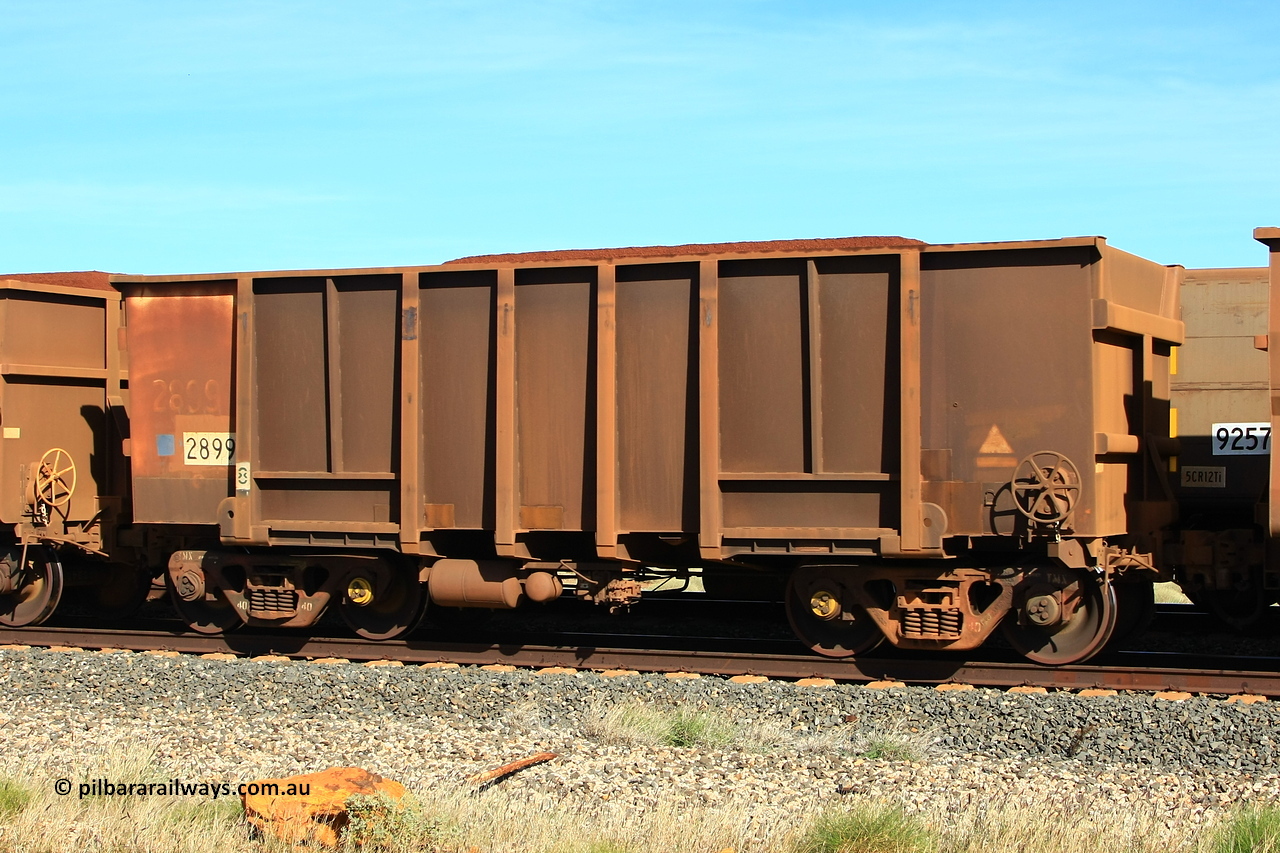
338;565;426;641
1011;451;1080;525
165;568;241;634
1002;568;1117;665
0;546;64;627
1188;573;1271;633
34;448;76;508
785;567;883;658
1104;582;1157;651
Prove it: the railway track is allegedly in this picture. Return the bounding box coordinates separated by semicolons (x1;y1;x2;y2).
2;622;1277;698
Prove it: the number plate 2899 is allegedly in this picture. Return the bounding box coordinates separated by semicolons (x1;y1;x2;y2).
182;432;236;466
1212;422;1271;455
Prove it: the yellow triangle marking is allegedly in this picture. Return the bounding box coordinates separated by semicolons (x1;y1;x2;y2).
979;425;1014;455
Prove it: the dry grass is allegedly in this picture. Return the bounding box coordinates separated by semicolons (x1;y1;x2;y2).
353;786;803;853
582;698;934;762
0;749;251;853
1154;582;1193;605
583;700;737;749
936;800;1194;853
0;736;1273;852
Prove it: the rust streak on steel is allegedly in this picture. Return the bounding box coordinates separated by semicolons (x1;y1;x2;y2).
1;626;1278;697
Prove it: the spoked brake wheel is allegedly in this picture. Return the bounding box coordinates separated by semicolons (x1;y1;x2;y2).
1011;451;1080;526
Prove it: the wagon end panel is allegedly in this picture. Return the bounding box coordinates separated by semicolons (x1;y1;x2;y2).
1168;267;1269;522
921;246;1101;538
121;282;236;526
1092;246;1182;548
919;241;1181;543
0;280;122;540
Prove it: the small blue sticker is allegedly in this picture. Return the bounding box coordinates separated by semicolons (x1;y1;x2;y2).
156;434;175;457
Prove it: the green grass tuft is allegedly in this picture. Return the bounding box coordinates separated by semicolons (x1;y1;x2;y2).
793;805;936;853
665;708;736;748
0;777;32;818
164;796;243;828
565;842;634;853
586;700;739;749
1211;805;1280;853
856;734;921;763
342;792;448;853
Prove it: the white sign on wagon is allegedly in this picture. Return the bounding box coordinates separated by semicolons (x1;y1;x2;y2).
1181;466;1226;488
1211;422;1271;455
181;432;236;466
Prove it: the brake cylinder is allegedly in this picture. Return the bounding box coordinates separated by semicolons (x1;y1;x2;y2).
426;559;561;609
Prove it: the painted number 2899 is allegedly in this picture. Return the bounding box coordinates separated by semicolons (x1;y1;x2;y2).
182;432;236;466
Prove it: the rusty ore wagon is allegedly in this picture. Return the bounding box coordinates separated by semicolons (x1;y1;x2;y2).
108;234;1185;663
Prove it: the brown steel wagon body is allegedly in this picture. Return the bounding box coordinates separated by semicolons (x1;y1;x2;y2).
0;274;134;625
112;235;1183;661
1164;260;1277;626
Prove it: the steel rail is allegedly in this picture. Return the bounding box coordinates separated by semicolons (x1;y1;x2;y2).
1;625;1277;697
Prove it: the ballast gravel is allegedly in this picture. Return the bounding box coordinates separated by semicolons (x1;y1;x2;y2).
0;646;1276;831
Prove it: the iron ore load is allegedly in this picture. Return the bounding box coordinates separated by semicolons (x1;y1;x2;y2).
105;235;1184;664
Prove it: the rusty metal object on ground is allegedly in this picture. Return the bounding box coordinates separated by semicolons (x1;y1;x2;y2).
241;766;405;849
467;751;557;787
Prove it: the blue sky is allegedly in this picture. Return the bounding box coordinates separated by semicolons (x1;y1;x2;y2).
2;1;1276;273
